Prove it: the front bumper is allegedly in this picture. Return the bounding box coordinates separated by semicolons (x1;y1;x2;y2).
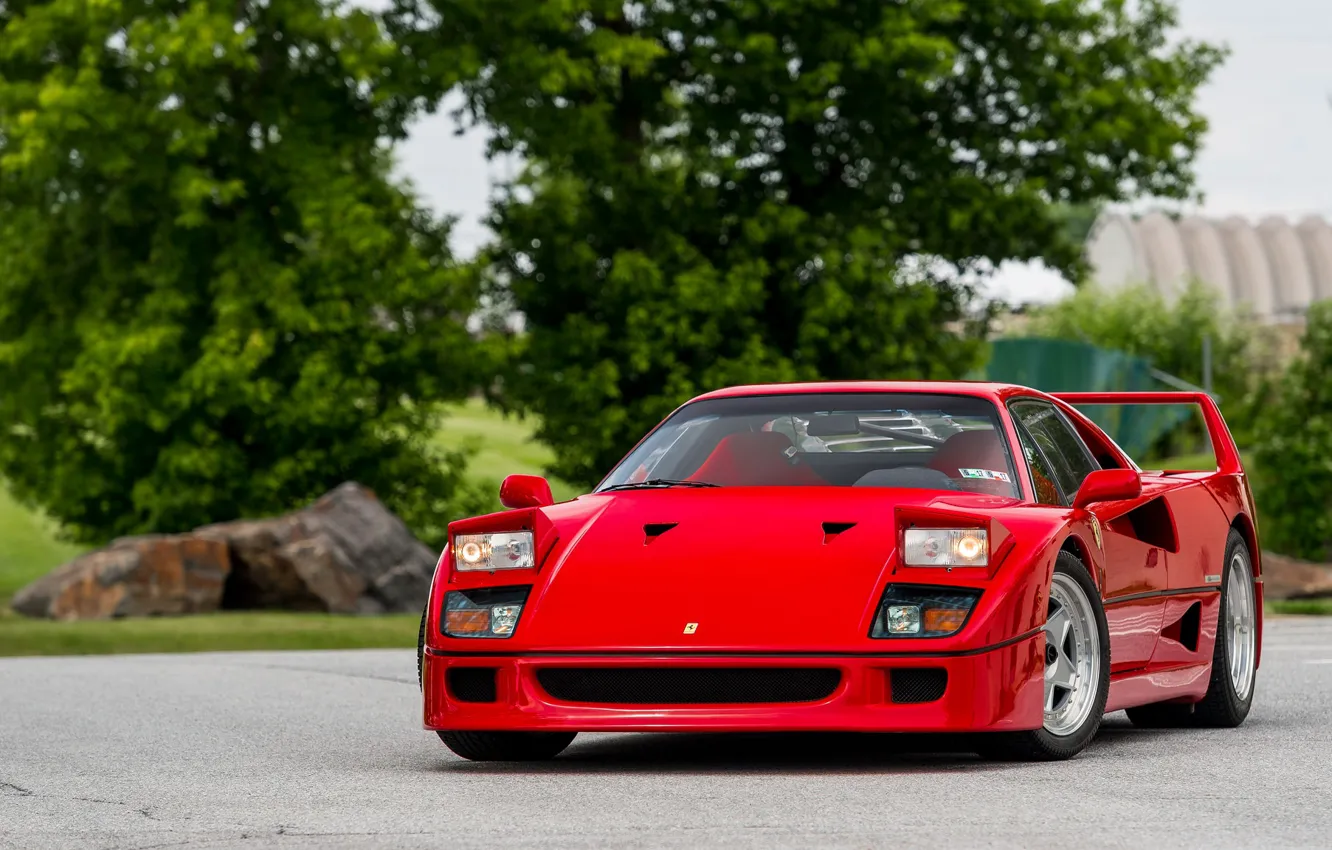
423;631;1044;733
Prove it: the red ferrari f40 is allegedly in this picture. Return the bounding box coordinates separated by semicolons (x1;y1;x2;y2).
417;383;1261;761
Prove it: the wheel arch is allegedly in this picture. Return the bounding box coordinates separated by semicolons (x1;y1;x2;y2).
1229;511;1261;577
1059;531;1103;593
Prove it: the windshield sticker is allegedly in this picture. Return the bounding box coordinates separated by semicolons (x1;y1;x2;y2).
959;468;1012;483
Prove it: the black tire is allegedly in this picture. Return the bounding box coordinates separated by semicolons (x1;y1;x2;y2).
1192;529;1257;727
417;604;427;691
438;730;577;761
1125;529;1257;730
976;549;1111;761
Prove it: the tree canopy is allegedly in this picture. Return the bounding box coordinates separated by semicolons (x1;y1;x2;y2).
0;0;484;545
1253;302;1332;561
392;0;1226;486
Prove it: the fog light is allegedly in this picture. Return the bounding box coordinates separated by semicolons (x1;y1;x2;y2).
872;585;982;639
443;586;531;639
490;605;522;636
886;605;921;635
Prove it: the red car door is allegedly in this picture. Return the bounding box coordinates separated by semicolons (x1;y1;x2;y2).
1009;399;1165;672
1092;505;1167;673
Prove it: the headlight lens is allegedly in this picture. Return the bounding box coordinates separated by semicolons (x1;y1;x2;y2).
871;585;981;638
454;531;535;572
443;586;531;639
903;528;988;567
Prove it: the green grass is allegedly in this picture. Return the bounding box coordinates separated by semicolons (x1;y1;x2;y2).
1268;598;1332;617
0;487;84;606
1139;450;1256;472
0;609;419;657
435;398;582;502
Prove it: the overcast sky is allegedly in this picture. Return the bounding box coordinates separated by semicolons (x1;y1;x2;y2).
392;0;1332;304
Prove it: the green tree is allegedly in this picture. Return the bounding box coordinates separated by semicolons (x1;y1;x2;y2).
0;0;484;546
391;0;1224;486
1253;302;1332;560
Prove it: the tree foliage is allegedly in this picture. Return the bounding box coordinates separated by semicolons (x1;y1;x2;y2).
391;0;1225;486
1253;303;1332;560
0;0;485;545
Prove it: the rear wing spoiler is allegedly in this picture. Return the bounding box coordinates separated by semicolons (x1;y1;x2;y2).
1051;391;1244;476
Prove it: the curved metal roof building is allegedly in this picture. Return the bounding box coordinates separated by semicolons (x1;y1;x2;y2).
1086;212;1332;320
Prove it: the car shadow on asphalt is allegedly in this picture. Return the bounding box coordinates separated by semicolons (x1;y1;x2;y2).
434;731;1008;775
428;715;1192;775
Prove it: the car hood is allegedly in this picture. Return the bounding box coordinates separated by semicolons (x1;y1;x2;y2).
514;487;1021;651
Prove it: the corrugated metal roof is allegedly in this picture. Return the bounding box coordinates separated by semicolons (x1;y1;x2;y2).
1086;212;1332;319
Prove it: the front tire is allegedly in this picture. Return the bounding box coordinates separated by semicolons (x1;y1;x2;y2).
978;549;1111;761
417;604;427;691
438;731;577;761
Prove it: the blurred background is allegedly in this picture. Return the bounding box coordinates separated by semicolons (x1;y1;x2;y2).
2;0;1331;654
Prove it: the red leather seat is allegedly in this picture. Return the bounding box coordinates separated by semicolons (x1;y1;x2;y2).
927;430;1015;496
689;431;826;487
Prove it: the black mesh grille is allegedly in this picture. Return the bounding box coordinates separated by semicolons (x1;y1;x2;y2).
889;668;947;704
537;667;840;705
447;667;498;703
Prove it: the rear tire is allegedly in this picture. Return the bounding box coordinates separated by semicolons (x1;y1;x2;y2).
1193;529;1257;727
977;549;1110;761
438;731;577;761
1125;529;1257;729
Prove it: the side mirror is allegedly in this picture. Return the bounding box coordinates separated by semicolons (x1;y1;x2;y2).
500;474;554;509
1072;468;1142;510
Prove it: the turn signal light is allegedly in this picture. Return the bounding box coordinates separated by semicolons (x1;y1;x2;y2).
923;608;970;633
445;609;491;634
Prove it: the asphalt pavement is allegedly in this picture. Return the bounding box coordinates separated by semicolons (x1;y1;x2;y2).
4;617;1332;850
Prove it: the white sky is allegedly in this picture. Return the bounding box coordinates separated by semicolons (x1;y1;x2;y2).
393;0;1332;306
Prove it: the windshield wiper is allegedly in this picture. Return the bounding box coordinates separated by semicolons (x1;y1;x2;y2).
600;478;721;492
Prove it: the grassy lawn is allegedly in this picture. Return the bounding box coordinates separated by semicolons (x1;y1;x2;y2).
1268;598;1332;616
0;608;419;657
435;398;582;503
0;487;84;606
0;400;578;657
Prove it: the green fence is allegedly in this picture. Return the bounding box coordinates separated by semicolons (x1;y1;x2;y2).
977;338;1193;460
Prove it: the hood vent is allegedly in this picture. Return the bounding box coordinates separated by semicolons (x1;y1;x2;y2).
643;522;678;544
821;521;857;544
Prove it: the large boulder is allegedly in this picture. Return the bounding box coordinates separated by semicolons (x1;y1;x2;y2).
1259;551;1332;600
11;483;438;620
10;536;230;620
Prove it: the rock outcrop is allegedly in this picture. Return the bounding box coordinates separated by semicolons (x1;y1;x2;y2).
1259;551;1332;601
11;483;437;620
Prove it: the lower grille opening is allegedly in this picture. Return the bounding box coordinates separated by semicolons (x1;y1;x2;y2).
889;668;948;704
447;667;498;703
537;667;841;705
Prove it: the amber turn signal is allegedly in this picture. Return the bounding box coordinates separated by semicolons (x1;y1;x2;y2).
923;608;969;633
445;609;491;634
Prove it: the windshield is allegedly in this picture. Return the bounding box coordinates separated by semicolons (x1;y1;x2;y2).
597;393;1021;498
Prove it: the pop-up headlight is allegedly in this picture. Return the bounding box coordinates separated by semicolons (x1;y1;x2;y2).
454;531;535;572
443;586;531;639
871;585;981;638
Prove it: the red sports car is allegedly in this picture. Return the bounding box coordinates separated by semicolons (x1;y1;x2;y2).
417;382;1262;761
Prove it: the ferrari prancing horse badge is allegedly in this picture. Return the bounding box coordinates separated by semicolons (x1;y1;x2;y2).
683;623;699;634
